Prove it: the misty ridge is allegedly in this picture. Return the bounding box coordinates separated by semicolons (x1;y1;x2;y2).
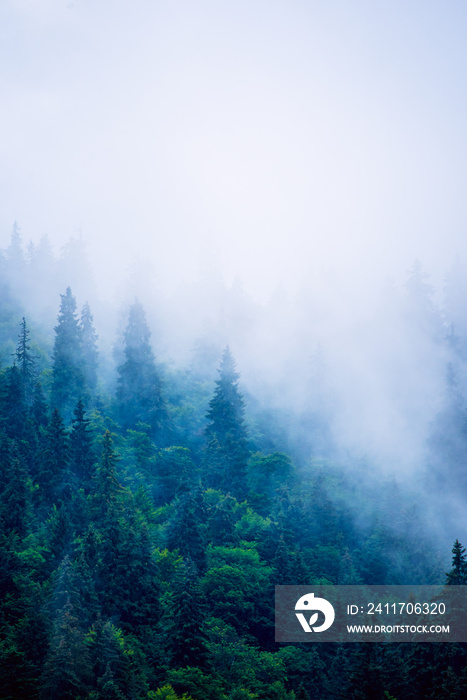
2;221;466;544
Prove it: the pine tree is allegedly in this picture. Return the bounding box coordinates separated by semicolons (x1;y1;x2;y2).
51;287;85;417
209;494;238;546
273;536;291;585
204;346;249;497
38;408;70;504
30;380;49;430
0;436;30;537
45;503;75;570
93;432;159;628
168;558;207;668
40;556;92;699
166;490;207;574
446;539;467;585
69;399;95;488
2;364;26;441
116;300;165;436
92;431;126;617
15;317;37;400
80;301;99;394
93;431;124;518
87;618;127;699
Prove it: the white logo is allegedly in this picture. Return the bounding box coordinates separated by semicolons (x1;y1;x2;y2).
295;592;335;632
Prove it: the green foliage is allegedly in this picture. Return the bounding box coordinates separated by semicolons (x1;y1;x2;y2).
30;379;49;429
2;364;27;440
167;667;225;700
247;452;295;514
0;435;31;537
168;558;207;668
149;684;196;700
204;347;249;498
0;260;463;699
70;398;96;488
166;489;208;573
40;557;92;699
202;545;272;635
155;446;195;502
116;300;166;437
38;408;71;504
51;287;85;418
80;301;99;394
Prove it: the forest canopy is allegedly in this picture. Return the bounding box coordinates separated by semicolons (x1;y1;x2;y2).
0;226;467;699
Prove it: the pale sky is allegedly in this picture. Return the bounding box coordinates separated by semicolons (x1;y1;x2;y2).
1;0;467;302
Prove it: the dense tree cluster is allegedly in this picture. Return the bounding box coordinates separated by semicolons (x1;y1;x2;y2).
1;226;467;699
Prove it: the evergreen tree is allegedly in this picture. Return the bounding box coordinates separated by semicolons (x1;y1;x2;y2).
51;287;85;416
87;618;128;700
38;408;70;504
40;556;91;699
2;364;26;440
69;399;95;488
168;558;207;668
92;431;126;618
116;300;165;436
93;430;124;518
15;317;37;399
204;346;249;497
0;436;30;537
209;494;238;546
30;380;49;430
155;446;195;503
45;503;75;570
166;490;207;574
273;536;291;585
446;540;467;585
80;301;99;394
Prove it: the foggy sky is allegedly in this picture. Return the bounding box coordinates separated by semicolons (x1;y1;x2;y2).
2;1;467;303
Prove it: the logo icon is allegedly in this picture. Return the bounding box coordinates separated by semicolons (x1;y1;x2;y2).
295;592;335;632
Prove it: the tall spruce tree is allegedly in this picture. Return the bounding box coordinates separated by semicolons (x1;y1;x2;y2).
166;489;207;574
80;302;98;394
0;436;30;537
446;539;467;585
204;346;249;497
116;300;165;436
168;558;207;668
69;399;95;489
38;408;70;504
51;288;85;416
93;431;124;519
3;365;26;441
40;556;91;700
15;317;37;400
30;381;49;430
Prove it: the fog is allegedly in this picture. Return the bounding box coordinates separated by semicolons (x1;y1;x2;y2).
3;1;467;298
2;1;467;546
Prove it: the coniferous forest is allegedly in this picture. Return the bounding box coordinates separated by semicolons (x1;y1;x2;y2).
2;225;467;700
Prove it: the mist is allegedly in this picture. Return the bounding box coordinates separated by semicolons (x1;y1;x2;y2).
2;1;467;298
4;5;467;695
3;1;467;545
